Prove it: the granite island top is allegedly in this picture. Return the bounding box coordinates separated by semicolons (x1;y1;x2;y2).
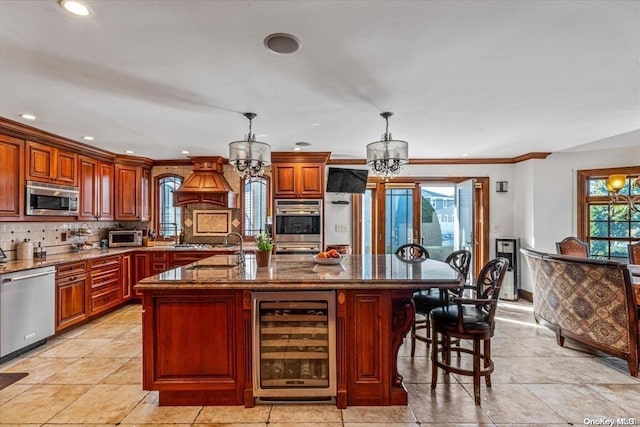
0;244;255;274
136;254;463;290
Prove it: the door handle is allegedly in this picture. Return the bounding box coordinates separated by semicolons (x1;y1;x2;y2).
3;271;55;283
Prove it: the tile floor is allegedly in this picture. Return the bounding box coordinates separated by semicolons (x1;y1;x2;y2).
1;301;639;426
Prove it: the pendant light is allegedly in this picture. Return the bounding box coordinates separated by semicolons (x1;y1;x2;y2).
228;113;271;179
366;112;409;178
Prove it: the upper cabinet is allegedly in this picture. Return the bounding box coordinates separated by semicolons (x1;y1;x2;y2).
79;156;114;221
114;163;151;221
26;140;78;186
0;134;24;218
271;152;330;199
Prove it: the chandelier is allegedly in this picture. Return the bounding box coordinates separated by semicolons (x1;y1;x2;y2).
228;113;271;179
366;112;409;178
606;174;639;213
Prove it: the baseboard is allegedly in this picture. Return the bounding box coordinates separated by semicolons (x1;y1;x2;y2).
518;289;533;302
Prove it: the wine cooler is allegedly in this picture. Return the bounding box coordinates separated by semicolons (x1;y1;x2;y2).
252;291;336;399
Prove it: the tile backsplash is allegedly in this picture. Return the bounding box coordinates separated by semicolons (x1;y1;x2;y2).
0;220;145;260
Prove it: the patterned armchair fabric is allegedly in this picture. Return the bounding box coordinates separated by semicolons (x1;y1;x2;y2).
522;248;639;377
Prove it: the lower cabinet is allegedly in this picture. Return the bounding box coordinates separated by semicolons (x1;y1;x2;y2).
121;254;132;301
55;261;88;332
88;255;121;316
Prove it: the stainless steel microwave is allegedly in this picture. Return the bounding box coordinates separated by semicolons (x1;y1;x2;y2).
26;181;79;216
108;230;143;247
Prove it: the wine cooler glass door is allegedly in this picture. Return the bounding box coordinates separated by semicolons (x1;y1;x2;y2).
252;291;336;398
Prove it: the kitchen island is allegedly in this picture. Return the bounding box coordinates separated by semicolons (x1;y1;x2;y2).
136;254;462;408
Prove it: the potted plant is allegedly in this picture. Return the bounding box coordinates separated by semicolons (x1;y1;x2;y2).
255;232;274;267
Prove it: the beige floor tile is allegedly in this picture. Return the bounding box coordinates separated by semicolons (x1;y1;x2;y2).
74;322;137;339
42;425;117;427
587;384;640;416
0;356;78;383
407;382;493;425
195;405;272;423
102;311;142;325
101;357;142;384
527;383;634;425
48;384;148;424
120;391;201;424
43;357;129;384
342;405;417;423
269;403;342;423
343;424;420;427
0;384;32;405
473;383;566;424
38;338;113;358
270;423;342;427
0;384;91;423
85;339;142;358
193;424;266;427
121;324;142;339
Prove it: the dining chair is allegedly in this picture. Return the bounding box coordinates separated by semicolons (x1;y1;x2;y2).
629;241;640;265
394;243;430;263
556;237;589;257
430;257;509;405
410;249;471;356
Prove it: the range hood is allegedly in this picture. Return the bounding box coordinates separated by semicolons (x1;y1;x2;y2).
173;156;237;208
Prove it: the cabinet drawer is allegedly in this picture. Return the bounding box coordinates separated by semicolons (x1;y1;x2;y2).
151;262;169;274
151;252;169;261
171;252;211;262
89;286;121;314
57;261;87;278
56;272;87;286
90;255;120;270
91;269;120;290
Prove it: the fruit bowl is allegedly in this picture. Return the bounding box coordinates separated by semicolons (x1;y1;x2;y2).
312;254;345;265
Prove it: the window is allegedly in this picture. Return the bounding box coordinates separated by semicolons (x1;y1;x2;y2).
578;168;640;261
244;177;269;238
156;175;183;239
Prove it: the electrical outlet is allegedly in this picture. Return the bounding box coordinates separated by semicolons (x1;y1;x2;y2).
335;224;348;232
61;232;67;242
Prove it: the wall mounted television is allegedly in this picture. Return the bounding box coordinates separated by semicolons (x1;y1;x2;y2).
325;167;369;194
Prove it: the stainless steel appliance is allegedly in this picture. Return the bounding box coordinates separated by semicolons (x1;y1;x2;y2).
108;230;143;247
274;199;322;254
26;181;79;216
252;291;336;400
496;237;520;301
0;266;55;362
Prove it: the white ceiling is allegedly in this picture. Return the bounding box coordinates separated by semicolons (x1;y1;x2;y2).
1;0;639;161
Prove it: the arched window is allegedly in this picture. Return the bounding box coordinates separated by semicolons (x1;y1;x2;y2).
244;177;269;238
157;175;183;239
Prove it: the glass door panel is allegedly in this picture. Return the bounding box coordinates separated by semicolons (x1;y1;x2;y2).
419;185;455;261
385;187;414;253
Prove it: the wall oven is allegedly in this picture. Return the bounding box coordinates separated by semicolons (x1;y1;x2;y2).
26;181;79;216
274;199;322;254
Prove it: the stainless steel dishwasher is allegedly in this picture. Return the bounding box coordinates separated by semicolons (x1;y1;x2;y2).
0;266;55;362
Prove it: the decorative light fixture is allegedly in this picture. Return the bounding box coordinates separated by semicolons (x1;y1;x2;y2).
59;0;91;16
606;174;639;213
366;112;408;178
228;113;271;179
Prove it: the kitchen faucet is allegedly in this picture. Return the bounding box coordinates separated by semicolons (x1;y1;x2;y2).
224;232;245;267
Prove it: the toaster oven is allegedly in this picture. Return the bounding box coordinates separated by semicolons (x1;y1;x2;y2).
108;230;143;247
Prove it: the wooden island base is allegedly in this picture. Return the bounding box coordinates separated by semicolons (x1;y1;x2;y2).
138;254;462;408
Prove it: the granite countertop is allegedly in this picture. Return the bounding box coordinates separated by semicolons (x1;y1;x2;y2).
0;244;254;274
136;254;464;290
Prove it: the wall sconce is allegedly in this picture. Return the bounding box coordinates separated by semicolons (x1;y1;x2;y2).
496;181;508;193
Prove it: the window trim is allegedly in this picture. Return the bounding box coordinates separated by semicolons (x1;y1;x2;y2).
153;173;184;241
577;166;640;259
240;175;271;241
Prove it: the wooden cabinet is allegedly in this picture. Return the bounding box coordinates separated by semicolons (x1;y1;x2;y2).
169;251;212;268
114;164;151;220
79;157;114;220
55;261;88;331
88;255;121;315
121;254;132;301
0;134;24;217
133;252;150;298
26;140;77;186
150;251;170;275
271;152;329;199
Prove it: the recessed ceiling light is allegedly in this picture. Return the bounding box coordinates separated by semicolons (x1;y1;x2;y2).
264;33;301;55
311;123;321;127
59;0;91;16
181;150;189;154
124;150;134;154
20;113;36;120
256;134;268;138
82;136;94;141
462;153;470;157
293;147;301;151
295;142;311;147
